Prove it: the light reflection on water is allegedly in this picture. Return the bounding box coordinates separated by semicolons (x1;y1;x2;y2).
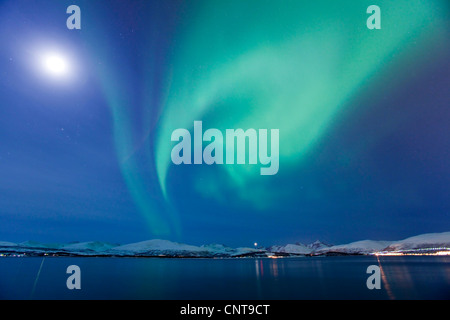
377;256;395;300
0;256;448;300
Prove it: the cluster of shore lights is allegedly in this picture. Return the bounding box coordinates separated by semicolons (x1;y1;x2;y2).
375;249;450;256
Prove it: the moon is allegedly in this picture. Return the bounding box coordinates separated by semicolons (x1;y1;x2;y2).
41;52;71;78
42;54;69;76
34;48;77;82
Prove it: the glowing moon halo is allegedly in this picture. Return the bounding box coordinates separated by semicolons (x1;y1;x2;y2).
39;52;72;79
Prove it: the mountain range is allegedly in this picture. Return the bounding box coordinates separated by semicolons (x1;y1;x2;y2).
0;232;449;258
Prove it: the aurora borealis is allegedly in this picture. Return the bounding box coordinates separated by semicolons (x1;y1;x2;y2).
0;0;449;246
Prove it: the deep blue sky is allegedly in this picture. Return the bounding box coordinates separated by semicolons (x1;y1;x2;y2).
0;0;449;247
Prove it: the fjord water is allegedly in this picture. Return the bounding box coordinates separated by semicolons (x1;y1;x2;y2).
0;256;449;300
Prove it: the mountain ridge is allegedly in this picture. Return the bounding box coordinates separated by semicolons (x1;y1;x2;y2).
1;231;449;258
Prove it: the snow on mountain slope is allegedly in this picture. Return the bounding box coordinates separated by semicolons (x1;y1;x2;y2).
62;241;118;252
110;239;208;256
268;241;333;255
268;243;312;255
1;232;449;257
18;241;62;249
0;241;17;247
384;232;450;251
316;240;393;255
200;244;236;255
232;247;265;256
307;240;332;251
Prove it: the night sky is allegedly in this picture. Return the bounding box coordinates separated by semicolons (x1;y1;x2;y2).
0;0;449;247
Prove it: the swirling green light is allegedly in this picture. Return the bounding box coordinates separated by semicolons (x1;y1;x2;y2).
156;0;447;208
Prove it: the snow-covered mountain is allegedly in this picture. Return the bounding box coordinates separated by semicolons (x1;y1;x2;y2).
1;231;449;257
0;241;17;247
307;240;332;251
232;247;266;257
383;232;450;252
62;241;118;253
0;239;266;258
110;240;265;257
110;239;209;257
268;243;312;255
314;240;393;255
200;243;236;255
18;240;62;249
268;241;333;255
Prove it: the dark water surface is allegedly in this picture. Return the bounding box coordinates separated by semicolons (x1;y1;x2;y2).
0;256;449;300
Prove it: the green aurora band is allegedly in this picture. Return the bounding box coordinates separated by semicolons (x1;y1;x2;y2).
91;0;449;236
156;0;447;207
